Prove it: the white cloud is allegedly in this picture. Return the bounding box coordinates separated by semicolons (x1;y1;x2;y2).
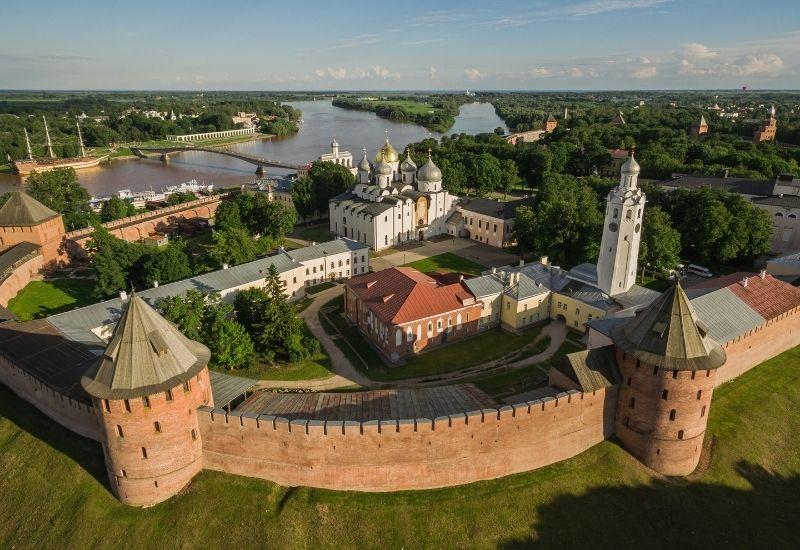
429;66;437;80
531;67;552;77
737;53;784;75
631;66;658;78
681;42;718;60
464;68;484;81
566;66;599;78
311;66;400;82
485;0;670;28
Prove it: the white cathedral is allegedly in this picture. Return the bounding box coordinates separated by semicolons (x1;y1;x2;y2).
328;135;460;251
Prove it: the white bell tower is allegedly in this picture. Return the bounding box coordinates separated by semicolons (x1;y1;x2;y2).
596;153;646;296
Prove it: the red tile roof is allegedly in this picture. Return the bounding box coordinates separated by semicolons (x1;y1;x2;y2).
346;267;476;324
690;272;800;320
608;148;629;159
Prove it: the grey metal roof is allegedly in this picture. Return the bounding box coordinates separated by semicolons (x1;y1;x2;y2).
81;295;211;400
555;346;620;392
286;237;368;263
446;211;464;225
496;261;571;301
563;282;618;311
753;195;800;209
567;263;599;286
48;250;302;346
588;315;631;337
210;370;257;408
463;274;504;298
614;284;661;310
685;287;765;343
461;197;536;220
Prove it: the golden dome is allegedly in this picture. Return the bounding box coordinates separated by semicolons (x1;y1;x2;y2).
375;136;399;163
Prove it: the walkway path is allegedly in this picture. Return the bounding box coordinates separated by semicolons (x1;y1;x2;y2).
370;237;518;272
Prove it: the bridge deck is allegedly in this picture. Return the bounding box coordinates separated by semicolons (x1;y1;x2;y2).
131;146;303;170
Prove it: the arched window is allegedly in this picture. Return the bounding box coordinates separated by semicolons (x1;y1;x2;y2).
661;389;668;400
407;326;413;342
456;313;462;329
417;323;422;340
427;321;433;336
437;319;443;331
613;208;619;219
678;430;684;440
629;397;636;409
395;330;402;347
669;409;677;421
790;214;797;219
625;209;632;220
775;212;784;217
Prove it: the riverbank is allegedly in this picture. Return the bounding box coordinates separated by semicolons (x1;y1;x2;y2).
90;132;278;160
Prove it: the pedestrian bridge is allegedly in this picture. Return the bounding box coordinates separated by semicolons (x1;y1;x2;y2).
129;146;305;173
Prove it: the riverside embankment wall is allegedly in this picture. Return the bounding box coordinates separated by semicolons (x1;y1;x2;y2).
198;387;617;492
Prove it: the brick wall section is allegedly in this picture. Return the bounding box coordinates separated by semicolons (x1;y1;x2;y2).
0;252;43;307
0;354;99;441
199;387;616;492
613;350;718;476
716;306;800;386
94;368;213;506
0;217;66;268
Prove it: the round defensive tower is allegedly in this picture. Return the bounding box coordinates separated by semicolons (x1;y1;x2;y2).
610;283;727;476
81;294;214;506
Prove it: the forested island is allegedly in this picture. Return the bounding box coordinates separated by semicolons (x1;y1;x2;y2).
332;94;473;132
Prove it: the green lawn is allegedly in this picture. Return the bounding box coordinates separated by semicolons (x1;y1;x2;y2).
306;281;336;295
7;279;97;320
402;252;486;276
0;345;799;547
231;353;333;382
296;224;335;243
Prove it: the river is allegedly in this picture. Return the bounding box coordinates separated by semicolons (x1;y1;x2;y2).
0;101;507;196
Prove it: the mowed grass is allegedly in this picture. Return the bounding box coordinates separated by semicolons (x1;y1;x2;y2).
7;279;97;320
402;252;486;276
1;346;799;547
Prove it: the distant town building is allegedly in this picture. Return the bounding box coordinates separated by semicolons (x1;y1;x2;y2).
599;149;630;177
691;114;709;136
544;114;558;133
504;130;546;145
611;111;626;126
455;196;536;248
753;105;777;143
318;137;355;173
232;111;259;127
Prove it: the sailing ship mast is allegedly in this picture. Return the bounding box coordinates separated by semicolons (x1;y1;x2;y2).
42;115;54;158
23;128;33;159
76;119;86;158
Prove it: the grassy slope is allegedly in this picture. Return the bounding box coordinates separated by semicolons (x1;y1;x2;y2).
402;252;486;276
7;279;97;320
0;347;799;548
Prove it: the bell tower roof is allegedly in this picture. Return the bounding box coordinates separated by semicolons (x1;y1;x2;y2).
81;294;210;399
620;152;640;175
611;283;726;371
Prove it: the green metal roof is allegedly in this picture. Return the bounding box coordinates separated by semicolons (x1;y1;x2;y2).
0;191;60;227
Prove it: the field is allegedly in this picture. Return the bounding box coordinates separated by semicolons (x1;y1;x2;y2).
402;252;486;276
0;345;799;547
366;99;442;115
7;279;97;320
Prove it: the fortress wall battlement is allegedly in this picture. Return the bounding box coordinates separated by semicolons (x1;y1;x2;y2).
718;306;800;386
198;387;618;492
0;354;99;441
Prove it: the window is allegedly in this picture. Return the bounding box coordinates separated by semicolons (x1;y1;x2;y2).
493;224;497;232
672;370;678;379
506;302;510;311
338;260;342;267
447;317;452;328
427;321;433;335
142;396;150;408
697;390;702;400
124;399;131;413
395;330;402;347
306;268;309;275
624;416;630;427
701;405;706;417
678;430;684;440
407;327;414;342
103;399;110;413
154;421;162;433
653;365;658;375
575;308;580;315
183;381;190;392
437;319;443;331
662;389;668;400
165;389;173;401
191;429;197;441
669;409;677;421
141;447;148;459
116;425;124;438
293;276;297;284
629;397;635;409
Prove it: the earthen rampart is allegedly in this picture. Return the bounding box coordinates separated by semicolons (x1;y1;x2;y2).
198;387;617;492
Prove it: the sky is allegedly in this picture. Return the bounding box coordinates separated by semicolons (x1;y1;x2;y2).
1;0;799;91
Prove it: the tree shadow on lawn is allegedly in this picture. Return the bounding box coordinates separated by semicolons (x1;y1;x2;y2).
0;385;109;491
500;460;800;549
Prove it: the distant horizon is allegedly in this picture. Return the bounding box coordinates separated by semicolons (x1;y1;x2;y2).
2;88;800;94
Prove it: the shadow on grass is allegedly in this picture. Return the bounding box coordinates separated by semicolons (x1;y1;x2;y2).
0;384;109;491
500;461;800;548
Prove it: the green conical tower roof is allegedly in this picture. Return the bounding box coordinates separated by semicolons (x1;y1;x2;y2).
611;283;726;371
81;294;210;399
0;190;60;227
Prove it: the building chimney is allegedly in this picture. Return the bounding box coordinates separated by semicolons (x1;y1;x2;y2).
540;255;549;266
119;290;128;301
459;275;464;282
311;241;316;246
519;258;524;267
491;266;497;274
741;277;748;288
222;263;229;270
760;269;767;279
153;280;159;288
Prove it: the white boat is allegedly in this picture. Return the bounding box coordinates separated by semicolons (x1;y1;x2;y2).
164;179;213;194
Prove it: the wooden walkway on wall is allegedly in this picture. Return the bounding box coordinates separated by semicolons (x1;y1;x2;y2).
234;384;498;422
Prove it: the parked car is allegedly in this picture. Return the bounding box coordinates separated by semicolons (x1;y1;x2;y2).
687;264;714;278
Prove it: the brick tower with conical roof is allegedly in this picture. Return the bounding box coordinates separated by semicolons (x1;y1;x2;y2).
81;294;214;506
611;283;727;475
0;190;65;267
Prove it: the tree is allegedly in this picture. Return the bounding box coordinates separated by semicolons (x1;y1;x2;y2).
139;243;192;287
85;227;146;297
291;175;315;219
243;195;297;240
516;146;552;190
469;153;503;196
26;167;96;231
213;197;244;231
210;227;260;266
308;161;354;214
166;191;197;206
639;206;681;277
207;313;254;370
513;174;603;264
500;158;521;198
157;290;207;341
99;196;136;222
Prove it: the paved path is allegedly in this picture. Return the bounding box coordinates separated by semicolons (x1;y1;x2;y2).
297;285;378;389
371;237;518;272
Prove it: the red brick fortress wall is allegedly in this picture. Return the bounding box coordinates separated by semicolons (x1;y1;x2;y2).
199;388;616;492
0;252;43;307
